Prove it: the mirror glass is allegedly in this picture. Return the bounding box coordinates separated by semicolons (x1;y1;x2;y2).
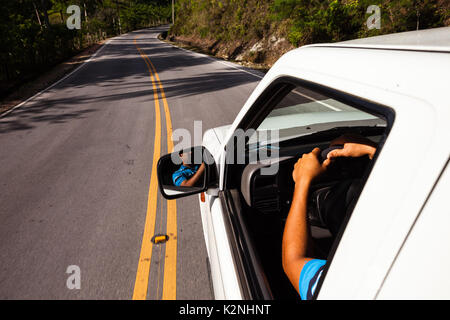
157;146;210;199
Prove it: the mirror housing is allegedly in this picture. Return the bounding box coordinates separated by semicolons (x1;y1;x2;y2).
157;146;217;199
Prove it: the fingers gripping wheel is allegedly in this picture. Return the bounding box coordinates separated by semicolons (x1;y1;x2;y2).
319;145;343;163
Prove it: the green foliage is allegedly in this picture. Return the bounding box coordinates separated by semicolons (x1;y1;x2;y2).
170;0;272;42
284;0;364;45
170;0;449;48
120;2;171;32
271;0;447;46
2;0;448;88
0;0;171;88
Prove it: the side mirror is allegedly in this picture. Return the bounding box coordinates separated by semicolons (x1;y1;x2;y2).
157;146;216;199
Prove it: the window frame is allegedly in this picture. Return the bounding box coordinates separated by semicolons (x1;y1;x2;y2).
223;76;395;299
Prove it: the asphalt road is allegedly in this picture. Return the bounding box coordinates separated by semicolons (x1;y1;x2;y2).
0;26;261;299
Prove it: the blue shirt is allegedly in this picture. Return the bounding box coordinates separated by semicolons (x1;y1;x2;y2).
172;165;199;186
299;259;326;300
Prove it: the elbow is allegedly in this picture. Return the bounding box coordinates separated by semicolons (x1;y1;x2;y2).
180;180;191;187
282;247;305;281
282;249;294;277
282;259;290;279
281;239;292;277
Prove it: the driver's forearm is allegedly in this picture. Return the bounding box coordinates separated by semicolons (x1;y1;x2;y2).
180;165;205;187
282;179;311;268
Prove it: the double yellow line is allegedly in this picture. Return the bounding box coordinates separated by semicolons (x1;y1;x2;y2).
133;36;177;300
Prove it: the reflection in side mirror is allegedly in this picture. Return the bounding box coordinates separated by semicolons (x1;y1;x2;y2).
157;146;215;200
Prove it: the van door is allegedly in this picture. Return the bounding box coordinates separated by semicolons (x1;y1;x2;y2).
376;162;450;299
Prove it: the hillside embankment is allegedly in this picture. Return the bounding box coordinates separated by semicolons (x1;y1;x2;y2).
164;0;450;69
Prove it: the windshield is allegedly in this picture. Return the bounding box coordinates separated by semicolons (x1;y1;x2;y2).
249;85;385;147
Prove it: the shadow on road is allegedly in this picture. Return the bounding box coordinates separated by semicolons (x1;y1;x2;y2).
0;32;258;134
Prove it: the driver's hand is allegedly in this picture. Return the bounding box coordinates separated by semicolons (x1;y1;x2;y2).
328;134;377;160
327;142;376;160
292;148;327;184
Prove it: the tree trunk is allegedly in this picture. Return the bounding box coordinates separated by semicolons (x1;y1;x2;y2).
32;1;43;28
116;0;122;34
40;0;51;28
83;2;89;23
416;7;420;30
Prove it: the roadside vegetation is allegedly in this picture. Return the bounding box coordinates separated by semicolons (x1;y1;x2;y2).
0;0;171;98
168;0;450;66
2;0;449;100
